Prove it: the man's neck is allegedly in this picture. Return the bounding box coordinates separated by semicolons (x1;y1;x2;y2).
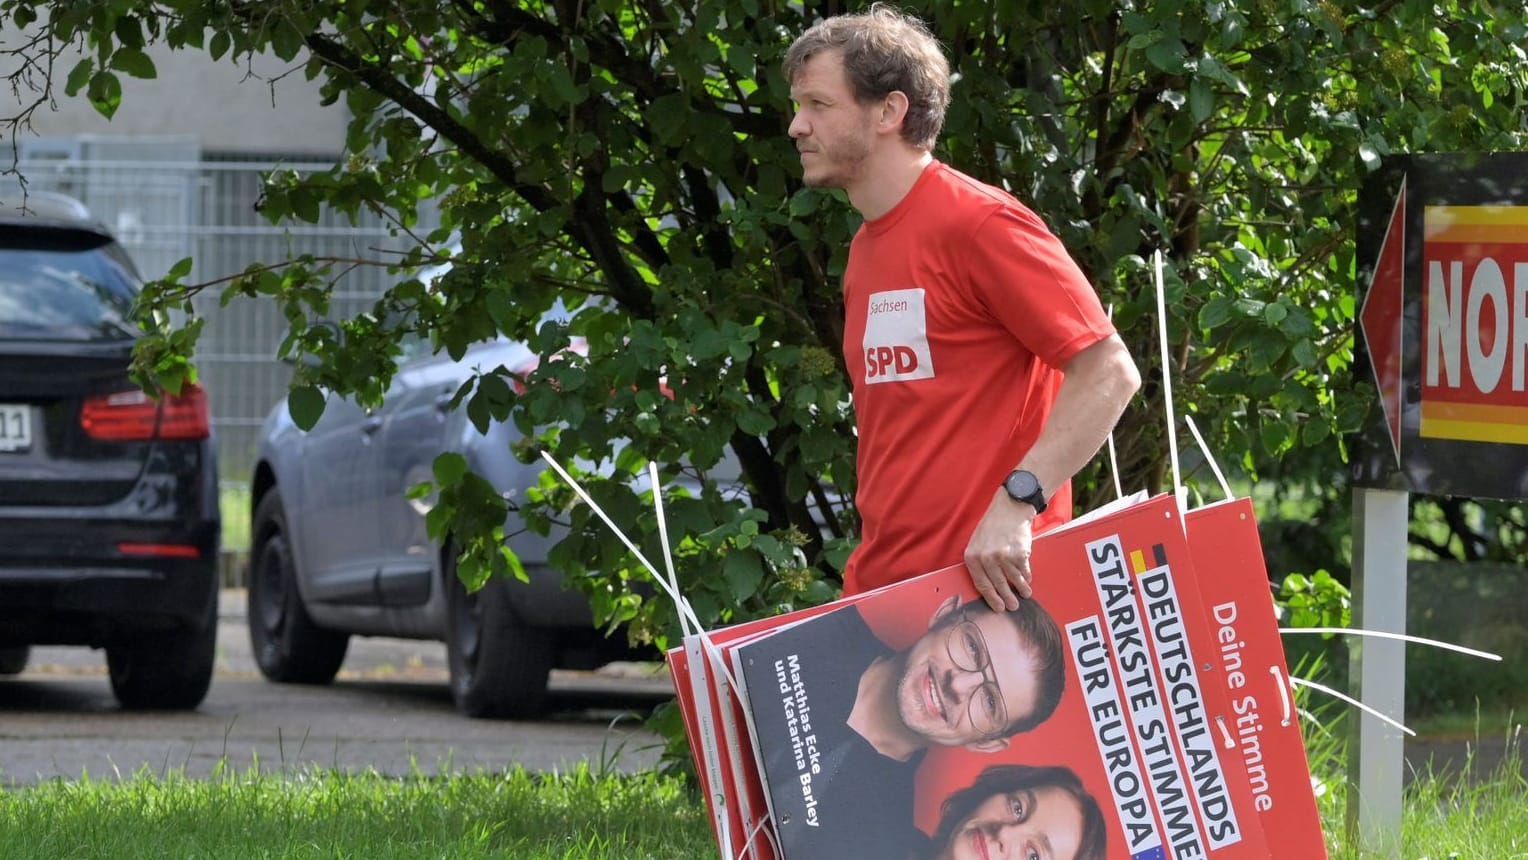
846;148;934;221
845;655;925;761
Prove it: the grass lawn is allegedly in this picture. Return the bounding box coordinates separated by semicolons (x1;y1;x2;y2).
220;484;251;554
0;764;714;860
1;745;1524;859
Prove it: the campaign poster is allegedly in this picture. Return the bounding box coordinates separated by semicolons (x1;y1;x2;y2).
731;494;1287;860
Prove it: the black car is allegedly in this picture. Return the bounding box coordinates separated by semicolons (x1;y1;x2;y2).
0;191;220;709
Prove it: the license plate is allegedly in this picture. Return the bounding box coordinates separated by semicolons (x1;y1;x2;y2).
0;404;31;452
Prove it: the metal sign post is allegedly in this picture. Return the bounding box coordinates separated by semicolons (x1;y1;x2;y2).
1346;488;1408;857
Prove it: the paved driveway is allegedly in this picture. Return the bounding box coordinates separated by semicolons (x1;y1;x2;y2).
1;591;672;786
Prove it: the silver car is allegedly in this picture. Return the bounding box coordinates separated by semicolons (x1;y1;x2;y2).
247;307;660;719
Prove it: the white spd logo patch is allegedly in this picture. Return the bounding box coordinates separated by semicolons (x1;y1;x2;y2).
862;288;935;384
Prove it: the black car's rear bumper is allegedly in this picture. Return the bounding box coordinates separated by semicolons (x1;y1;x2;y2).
0;515;218;646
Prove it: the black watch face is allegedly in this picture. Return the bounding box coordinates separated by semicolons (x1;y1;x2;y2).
1005;470;1039;500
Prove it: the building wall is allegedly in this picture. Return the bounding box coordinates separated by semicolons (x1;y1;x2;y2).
2;33;348;155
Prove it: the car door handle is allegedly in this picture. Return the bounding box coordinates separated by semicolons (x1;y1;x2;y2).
434;385;456;411
361;415;383;434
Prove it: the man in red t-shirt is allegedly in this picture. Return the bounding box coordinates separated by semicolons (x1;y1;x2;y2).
784;7;1141;612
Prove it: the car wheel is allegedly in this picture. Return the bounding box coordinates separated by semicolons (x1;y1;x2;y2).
248;489;349;684
445;550;554;719
106;590;216;710
0;645;29;675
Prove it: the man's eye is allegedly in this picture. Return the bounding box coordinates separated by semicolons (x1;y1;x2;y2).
963;631;982;660
1009;794;1026;820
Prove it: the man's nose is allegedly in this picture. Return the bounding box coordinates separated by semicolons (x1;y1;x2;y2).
788;111;809;138
947;665;986;699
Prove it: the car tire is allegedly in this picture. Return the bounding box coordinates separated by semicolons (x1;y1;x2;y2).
0;645;29;675
445;550;554;720
248;489;349;684
106;590;216;710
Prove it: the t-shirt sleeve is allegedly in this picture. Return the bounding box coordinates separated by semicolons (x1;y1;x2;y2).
960;204;1115;369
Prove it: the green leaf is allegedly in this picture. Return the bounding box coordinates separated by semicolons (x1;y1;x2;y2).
1301;418;1331;446
433;452;469;486
788;190;822;217
86;71;123;120
1260;419;1291;454
499;544;529;583
270;22;305;61
648;94;689;145
209;30;232;62
735;408;776;435
1189;77;1214;123
1145;38;1188;74
289;188;321;224
1198;296;1235;330
1291;340;1318;368
110;48;157;79
167;256;194;279
546;64;583;106
287;385;326;430
723;550;764;602
65;58;94;97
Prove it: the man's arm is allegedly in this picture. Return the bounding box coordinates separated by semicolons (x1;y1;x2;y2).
963;334;1141;612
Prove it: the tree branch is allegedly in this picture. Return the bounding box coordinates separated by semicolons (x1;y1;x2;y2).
301;29;655;317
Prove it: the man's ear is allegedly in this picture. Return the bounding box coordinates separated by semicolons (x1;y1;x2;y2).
878;90;910;135
928;594;961;629
966;736;1011;755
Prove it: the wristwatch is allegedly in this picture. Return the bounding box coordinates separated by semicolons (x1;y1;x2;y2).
1002;469;1048;514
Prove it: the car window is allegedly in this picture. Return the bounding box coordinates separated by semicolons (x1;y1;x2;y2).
0;232;140;342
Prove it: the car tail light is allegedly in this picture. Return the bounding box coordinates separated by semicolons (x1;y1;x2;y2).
117;542;202;559
81;384;211;441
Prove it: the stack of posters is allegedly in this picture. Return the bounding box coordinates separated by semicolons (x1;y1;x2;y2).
669;493;1328;860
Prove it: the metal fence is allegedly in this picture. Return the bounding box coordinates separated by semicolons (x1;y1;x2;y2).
16;136;438;498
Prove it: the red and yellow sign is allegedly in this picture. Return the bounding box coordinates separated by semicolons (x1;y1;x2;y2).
1420;205;1528;443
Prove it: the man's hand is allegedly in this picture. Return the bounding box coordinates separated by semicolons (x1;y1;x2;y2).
963;489;1036;612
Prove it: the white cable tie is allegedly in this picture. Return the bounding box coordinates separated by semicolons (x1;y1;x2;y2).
1214;715;1235;750
1288;675;1416;737
1154;250;1182;496
1104;304;1124;501
1270;664;1293;727
647;461;697;639
1278;627;1502;661
1184;414;1232;502
739;813;782;860
1106;434;1123;500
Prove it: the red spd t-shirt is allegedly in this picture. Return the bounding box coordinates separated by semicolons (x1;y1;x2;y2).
841;161;1114;595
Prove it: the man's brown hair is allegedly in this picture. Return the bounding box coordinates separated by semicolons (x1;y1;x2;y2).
783;3;951;151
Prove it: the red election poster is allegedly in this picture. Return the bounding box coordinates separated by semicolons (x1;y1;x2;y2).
667;492;1342;860
899;493;1273;860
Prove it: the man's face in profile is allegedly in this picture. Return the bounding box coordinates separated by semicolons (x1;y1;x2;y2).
894;607;1041;749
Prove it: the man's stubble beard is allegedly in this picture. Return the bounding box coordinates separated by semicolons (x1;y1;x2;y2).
803;126;871;191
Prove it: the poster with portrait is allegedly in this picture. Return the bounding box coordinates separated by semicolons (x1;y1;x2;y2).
676;492;1327;860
